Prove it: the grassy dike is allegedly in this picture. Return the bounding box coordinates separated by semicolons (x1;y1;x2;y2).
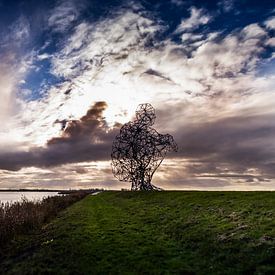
0;191;274;274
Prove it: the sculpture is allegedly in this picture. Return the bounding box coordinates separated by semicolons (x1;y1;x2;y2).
111;103;178;190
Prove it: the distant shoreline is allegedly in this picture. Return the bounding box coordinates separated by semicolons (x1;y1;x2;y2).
0;189;61;192
0;189;102;194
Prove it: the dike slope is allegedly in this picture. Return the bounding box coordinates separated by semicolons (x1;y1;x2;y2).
1;191;274;274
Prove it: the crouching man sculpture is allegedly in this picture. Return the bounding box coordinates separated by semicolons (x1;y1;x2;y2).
111;103;178;190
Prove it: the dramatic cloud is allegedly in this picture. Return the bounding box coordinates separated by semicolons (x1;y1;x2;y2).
0;0;274;190
0;102;120;171
176;114;275;178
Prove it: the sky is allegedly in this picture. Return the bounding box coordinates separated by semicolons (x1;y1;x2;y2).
0;0;274;190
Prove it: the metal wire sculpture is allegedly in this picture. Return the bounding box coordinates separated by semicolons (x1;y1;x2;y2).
111;103;178;190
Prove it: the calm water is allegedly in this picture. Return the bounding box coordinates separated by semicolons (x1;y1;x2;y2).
0;192;59;204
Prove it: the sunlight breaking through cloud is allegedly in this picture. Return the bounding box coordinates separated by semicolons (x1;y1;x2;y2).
0;0;274;190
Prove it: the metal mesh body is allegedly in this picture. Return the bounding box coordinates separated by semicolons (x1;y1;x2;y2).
111;103;178;190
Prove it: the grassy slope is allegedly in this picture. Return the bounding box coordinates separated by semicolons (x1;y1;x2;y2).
1;191;274;274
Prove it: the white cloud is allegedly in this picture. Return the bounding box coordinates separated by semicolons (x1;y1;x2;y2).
175;7;211;33
264;16;275;30
0;52;34;133
0;16;30;51
51;10;162;78
181;33;204;42
241;23;266;39
10;6;275;148
37;53;51;60
266;38;275;47
0;64;16;124
11;16;30;42
218;0;235;13
48;0;81;32
170;0;185;7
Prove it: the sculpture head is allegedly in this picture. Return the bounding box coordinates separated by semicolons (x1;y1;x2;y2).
135;103;156;127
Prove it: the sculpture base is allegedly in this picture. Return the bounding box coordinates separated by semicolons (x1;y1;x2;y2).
131;183;163;191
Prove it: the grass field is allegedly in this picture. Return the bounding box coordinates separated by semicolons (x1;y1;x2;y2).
0;191;274;274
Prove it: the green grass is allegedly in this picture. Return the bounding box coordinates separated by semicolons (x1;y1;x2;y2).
1;191;274;274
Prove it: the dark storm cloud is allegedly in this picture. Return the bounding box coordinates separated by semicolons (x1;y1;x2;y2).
0;102;120;171
48;101;108;145
172;113;275;179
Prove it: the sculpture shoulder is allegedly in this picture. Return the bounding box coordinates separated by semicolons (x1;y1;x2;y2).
120;121;142;133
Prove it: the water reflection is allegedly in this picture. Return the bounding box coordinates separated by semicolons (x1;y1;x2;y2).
0;192;59;203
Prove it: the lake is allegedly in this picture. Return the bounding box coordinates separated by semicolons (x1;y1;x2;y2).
0;192;59;204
